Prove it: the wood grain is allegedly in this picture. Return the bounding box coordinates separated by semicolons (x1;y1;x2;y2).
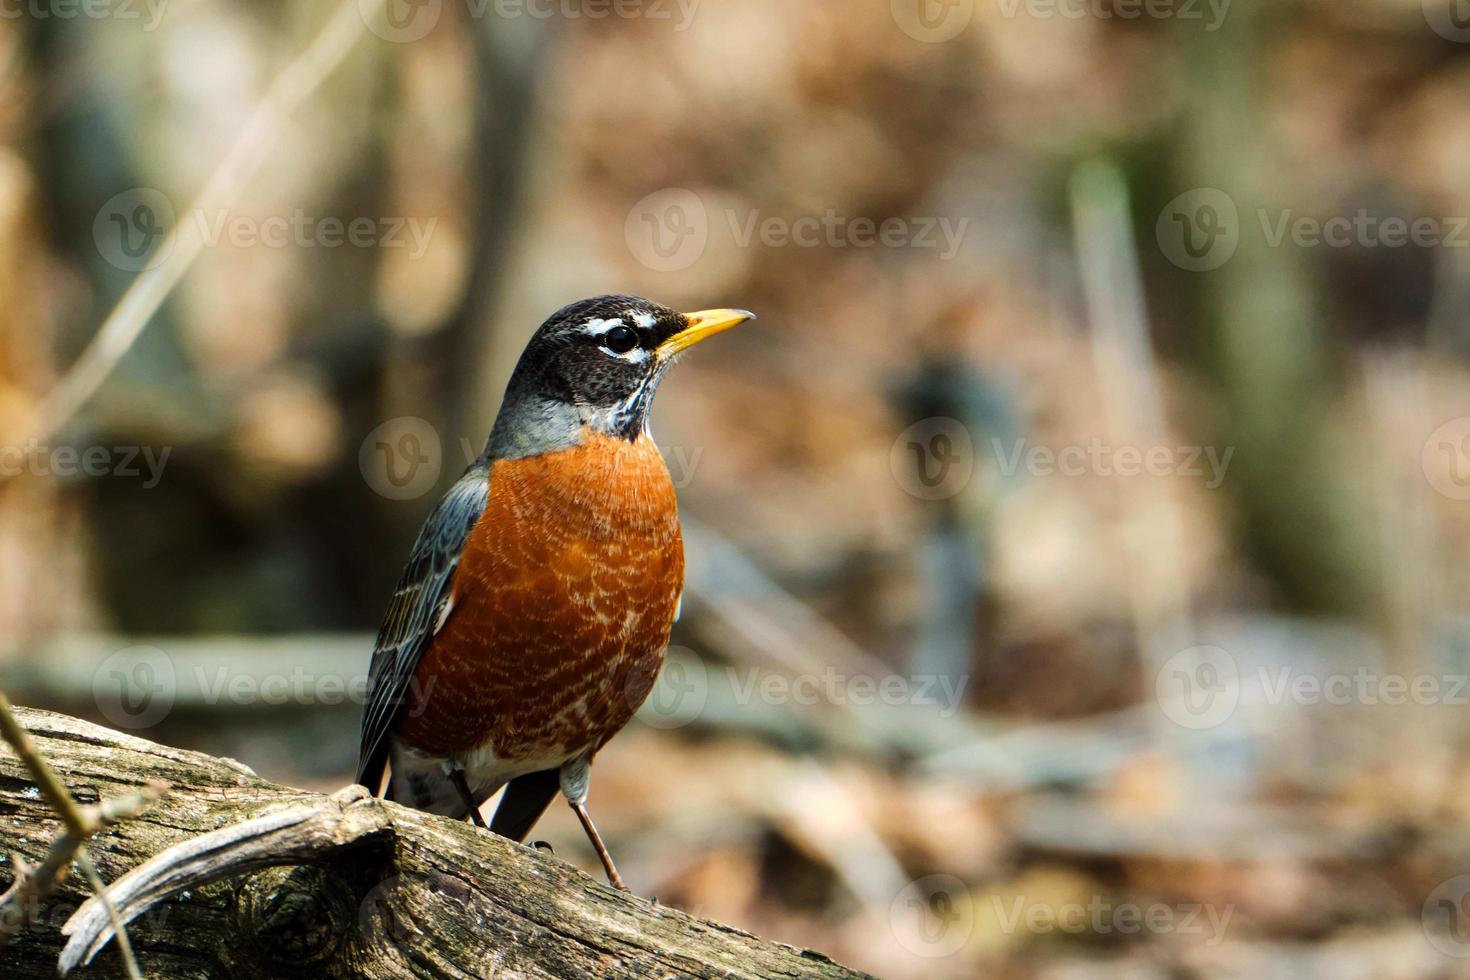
0;707;869;980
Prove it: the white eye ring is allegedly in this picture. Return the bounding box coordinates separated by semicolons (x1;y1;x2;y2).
601;344;650;363
602;325;639;354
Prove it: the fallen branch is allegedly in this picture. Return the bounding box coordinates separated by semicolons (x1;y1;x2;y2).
0;688;164;980
0;706;868;979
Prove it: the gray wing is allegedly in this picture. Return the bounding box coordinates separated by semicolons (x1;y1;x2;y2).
356;465;490;790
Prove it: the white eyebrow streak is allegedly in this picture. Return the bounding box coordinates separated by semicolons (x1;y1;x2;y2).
582;317;625;336
632;311;657;330
583;315;651;362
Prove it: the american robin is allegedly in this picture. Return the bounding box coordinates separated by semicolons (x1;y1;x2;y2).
356;295;753;890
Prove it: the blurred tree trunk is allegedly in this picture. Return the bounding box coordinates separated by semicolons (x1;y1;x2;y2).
1176;0;1375;613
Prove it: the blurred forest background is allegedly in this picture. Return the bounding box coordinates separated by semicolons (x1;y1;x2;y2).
5;0;1470;976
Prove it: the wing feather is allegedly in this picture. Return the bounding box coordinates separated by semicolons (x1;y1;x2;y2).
356;466;490;789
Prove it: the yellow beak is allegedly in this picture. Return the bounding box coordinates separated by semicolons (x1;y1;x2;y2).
657;309;756;360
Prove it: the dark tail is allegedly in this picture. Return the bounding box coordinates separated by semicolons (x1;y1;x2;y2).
357;742;390;800
489;769;560;841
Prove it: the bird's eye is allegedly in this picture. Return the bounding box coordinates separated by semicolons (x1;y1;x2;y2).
603;325;639;354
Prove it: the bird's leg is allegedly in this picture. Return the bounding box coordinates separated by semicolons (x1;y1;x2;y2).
559;757;627;891
443;761;487;828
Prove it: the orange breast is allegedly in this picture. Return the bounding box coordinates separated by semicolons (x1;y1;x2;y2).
394;432;684;760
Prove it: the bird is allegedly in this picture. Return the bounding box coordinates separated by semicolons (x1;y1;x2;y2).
356;295;753;891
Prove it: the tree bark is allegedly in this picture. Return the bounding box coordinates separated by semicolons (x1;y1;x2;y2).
0;707;870;979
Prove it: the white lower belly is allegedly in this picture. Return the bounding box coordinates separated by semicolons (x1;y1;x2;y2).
456;741;580;798
389;736;586;815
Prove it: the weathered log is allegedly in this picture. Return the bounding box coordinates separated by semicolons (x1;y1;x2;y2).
0;707;870;979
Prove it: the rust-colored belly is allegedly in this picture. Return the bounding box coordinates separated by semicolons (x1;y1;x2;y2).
394;432;683;761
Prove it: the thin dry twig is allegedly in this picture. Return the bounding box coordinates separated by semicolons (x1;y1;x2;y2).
15;0;386;449
0;688;165;964
0;687;88;839
75;852;141;980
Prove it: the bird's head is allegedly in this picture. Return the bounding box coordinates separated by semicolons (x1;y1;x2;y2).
488;295;754;459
